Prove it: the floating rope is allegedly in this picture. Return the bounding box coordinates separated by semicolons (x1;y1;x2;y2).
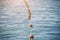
24;0;34;40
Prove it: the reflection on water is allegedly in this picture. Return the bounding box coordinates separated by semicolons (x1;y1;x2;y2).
0;0;60;40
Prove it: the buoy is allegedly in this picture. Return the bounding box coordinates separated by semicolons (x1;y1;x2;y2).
29;34;34;40
29;23;33;28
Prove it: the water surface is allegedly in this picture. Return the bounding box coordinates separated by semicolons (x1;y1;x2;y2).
0;0;60;40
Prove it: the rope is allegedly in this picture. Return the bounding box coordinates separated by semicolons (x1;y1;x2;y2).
24;0;34;40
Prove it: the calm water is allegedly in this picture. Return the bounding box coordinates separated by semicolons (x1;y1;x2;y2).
0;0;60;40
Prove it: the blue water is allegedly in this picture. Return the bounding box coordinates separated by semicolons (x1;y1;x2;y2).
0;0;60;40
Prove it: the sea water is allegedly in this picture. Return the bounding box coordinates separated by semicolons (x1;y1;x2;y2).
0;0;60;40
